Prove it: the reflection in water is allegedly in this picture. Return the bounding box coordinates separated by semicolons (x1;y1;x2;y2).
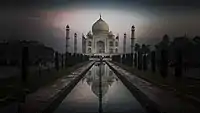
83;62;116;97
54;62;145;113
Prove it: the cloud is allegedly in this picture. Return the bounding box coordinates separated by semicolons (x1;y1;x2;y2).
1;0;200;8
1;0;200;53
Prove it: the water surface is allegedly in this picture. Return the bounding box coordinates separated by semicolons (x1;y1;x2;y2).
54;62;145;113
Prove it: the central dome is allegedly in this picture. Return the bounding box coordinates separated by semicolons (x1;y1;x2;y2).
92;16;109;34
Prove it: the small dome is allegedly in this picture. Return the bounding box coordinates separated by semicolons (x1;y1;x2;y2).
92;16;109;34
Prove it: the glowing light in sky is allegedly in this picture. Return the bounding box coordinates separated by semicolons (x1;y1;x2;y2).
1;1;200;52
51;8;151;38
45;8;154;53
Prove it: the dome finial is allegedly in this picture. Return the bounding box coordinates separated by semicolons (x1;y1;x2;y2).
100;13;102;19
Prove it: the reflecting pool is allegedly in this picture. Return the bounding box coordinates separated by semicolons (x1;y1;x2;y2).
54;62;145;113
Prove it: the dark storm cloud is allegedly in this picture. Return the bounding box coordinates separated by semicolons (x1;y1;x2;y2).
2;0;200;8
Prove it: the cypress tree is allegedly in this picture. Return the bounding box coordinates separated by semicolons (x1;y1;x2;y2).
134;53;137;68
160;50;168;78
130;53;133;67
122;54;126;64
61;54;64;68
175;50;183;78
21;46;29;85
138;51;142;70
55;52;59;71
143;54;147;71
65;52;68;68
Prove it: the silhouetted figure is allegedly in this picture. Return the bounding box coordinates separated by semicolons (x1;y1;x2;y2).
151;51;156;73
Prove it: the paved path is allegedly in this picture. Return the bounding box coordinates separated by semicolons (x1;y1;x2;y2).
107;61;199;113
20;61;94;113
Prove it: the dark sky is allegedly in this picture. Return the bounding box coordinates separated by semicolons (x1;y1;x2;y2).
2;0;200;7
1;0;200;53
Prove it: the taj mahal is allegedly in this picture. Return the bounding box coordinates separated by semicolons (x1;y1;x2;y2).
65;15;135;57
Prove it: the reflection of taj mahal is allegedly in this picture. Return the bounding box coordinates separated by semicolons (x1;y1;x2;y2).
65;15;135;56
82;63;117;97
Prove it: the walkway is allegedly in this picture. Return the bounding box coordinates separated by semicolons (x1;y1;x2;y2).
20;61;94;113
107;61;199;113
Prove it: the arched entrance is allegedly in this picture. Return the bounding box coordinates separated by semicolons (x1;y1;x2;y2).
96;41;105;53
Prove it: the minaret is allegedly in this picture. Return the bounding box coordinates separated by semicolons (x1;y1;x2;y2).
82;34;86;54
131;25;135;54
123;33;127;54
66;25;70;53
74;33;77;53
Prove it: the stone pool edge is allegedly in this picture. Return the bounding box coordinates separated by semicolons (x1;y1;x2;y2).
22;61;95;113
105;61;161;113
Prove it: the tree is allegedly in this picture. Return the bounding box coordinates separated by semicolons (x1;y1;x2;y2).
142;54;147;71
141;44;150;70
135;43;142;69
21;47;29;85
135;43;140;53
160;50;168;78
55;52;59;71
138;50;142;70
134;53;137;67
175;50;183;78
122;54;126;64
